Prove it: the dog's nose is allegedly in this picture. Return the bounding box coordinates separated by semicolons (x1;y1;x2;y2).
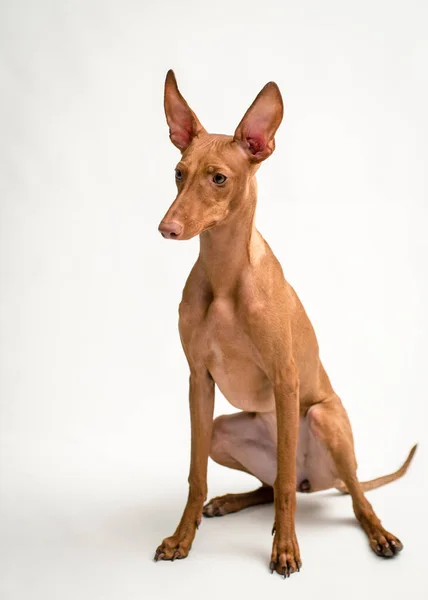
158;221;183;239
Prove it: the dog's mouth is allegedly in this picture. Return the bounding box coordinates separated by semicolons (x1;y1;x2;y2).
198;220;220;236
158;219;221;241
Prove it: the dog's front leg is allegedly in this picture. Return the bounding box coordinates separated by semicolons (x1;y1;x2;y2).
270;362;301;577
155;370;214;561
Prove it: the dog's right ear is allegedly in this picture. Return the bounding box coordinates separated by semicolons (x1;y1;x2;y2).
164;70;206;151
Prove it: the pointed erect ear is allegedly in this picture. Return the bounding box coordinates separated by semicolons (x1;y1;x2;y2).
164;70;206;151
233;82;284;162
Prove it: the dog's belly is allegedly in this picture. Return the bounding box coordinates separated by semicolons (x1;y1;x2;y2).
242;415;339;491
215;411;340;491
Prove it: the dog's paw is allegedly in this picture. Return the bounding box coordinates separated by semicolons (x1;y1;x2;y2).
203;496;227;517
369;527;403;558
270;533;302;578
154;535;191;562
203;494;239;517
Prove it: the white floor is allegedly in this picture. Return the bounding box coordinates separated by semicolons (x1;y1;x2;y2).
1;432;426;600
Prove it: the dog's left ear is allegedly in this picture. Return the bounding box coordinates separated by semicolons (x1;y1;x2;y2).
233;82;284;162
164;70;206;151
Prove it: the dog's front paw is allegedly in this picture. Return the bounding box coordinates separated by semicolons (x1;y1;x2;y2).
270;532;302;578
154;535;192;562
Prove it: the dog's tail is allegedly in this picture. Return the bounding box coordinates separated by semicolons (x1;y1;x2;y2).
336;444;417;494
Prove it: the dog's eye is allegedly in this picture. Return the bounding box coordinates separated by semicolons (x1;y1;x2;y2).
175;169;182;180
213;173;227;185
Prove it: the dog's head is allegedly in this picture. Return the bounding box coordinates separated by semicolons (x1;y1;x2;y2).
158;70;283;240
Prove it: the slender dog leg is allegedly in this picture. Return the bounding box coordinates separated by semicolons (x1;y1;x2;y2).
308;396;403;557
155;371;214;561
270;365;301;577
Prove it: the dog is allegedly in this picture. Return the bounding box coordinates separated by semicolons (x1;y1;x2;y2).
154;70;416;577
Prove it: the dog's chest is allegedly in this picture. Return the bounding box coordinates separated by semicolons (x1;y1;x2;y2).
198;299;274;411
203;299;249;368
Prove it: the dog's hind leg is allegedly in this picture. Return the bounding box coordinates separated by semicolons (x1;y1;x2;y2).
307;395;404;558
203;411;276;517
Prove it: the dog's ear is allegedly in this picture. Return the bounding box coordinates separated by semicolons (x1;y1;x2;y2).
164;70;206;151
233;82;284;162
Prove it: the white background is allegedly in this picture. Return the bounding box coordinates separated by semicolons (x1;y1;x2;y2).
1;1;427;598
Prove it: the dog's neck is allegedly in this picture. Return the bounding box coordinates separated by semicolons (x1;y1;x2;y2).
198;182;260;297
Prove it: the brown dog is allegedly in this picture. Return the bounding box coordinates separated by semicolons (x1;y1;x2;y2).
154;70;416;577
